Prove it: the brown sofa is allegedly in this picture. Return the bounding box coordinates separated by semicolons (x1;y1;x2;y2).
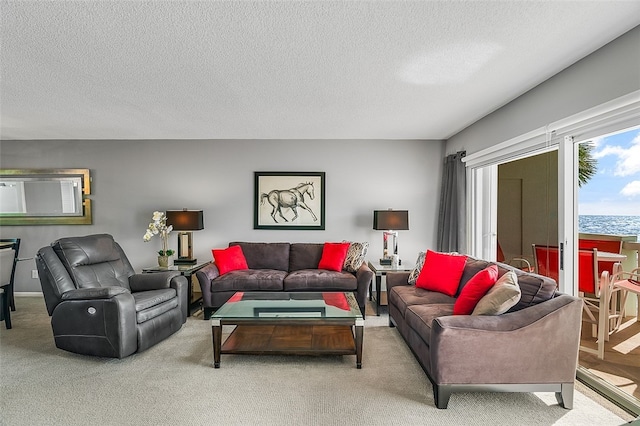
386;256;582;409
196;242;373;319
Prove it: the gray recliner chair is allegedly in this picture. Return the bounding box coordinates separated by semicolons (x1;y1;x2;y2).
36;234;188;358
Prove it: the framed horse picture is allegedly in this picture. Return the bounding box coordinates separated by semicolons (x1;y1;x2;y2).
254;172;325;230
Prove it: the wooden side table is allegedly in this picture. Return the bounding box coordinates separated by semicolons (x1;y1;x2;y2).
143;261;210;316
367;261;413;316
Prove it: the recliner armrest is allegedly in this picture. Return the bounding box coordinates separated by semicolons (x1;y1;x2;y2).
129;271;180;292
61;286;129;301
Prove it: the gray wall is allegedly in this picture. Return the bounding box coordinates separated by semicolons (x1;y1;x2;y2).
0;139;443;292
446;25;640;156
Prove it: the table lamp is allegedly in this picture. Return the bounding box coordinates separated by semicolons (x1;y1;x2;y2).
373;209;409;265
166;209;204;265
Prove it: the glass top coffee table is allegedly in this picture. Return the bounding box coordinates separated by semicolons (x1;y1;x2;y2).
211;292;364;368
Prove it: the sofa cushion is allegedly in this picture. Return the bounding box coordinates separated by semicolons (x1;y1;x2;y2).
389;286;456;319
507;266;557;312
289;243;324;271
211;270;286;292
453;265;499;315
318;242;350;271
343;241;369;273
460;258;556;311
283;270;357;291
472;271;521;315
405;303;454;345
212;245;248;275
415;250;467;297
458;258;493;296
229;242;290;271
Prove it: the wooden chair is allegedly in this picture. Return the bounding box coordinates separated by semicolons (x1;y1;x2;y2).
578;248;624;360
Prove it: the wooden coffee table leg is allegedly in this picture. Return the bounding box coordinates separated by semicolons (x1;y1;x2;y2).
212;319;222;368
355;319;364;369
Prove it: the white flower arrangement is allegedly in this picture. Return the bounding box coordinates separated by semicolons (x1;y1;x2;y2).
143;211;175;256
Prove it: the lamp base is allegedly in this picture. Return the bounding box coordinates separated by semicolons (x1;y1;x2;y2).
379;258;401;266
174;258;197;265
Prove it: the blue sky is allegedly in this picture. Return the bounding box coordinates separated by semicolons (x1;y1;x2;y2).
578;127;640;216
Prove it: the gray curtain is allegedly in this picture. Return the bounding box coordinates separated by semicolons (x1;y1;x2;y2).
437;151;466;253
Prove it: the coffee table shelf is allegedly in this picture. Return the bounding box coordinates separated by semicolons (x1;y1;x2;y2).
222;324;356;355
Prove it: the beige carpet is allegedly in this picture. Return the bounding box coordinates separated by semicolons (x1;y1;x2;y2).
0;296;633;426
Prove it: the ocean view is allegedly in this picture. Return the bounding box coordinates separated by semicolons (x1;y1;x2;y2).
578;215;640;239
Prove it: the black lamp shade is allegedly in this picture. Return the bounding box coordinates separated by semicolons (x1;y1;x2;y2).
166;210;204;231
373;210;409;230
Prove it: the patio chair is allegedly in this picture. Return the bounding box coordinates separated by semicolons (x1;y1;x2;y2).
497;241;533;272
532;244;560;284
578;238;623;276
578;248;624;360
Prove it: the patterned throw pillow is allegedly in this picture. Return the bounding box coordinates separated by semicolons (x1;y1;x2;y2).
408;251;426;284
343;241;369;273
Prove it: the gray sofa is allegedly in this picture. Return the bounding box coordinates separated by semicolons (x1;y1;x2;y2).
386;256;582;409
196;242;373;319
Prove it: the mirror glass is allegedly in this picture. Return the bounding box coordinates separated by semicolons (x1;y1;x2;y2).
0;169;92;225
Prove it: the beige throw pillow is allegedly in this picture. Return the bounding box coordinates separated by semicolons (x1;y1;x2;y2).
472;271;521;316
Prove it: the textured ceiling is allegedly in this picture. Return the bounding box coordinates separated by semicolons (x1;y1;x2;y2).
1;1;639;140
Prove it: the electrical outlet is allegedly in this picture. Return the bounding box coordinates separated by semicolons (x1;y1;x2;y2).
31;269;39;279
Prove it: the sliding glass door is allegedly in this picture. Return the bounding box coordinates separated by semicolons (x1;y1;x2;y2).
464;92;640;414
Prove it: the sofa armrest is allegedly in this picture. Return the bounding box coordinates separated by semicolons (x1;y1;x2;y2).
129;272;181;292
195;263;220;290
61;286;129;301
354;262;374;313
386;272;411;292
429;294;582;385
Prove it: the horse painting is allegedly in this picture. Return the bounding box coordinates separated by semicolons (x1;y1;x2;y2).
260;182;318;223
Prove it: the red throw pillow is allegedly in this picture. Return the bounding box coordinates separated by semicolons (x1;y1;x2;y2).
318;242;350;272
453;265;499;315
212;245;248;275
322;293;350;311
415;250;467;296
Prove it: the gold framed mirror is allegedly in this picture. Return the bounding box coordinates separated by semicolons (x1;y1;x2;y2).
0;169;92;225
